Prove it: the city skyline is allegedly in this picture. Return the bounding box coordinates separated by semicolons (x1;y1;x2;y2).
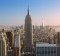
0;0;60;26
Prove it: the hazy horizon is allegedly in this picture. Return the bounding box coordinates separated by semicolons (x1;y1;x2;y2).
0;0;60;26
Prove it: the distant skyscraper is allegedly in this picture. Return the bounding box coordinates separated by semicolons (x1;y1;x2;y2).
42;18;44;27
24;4;33;52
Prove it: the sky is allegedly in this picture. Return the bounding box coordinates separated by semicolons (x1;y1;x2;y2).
0;0;60;26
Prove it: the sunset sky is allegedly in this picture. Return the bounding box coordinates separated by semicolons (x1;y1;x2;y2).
0;0;60;26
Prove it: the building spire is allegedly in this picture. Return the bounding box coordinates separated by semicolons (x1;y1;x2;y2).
27;0;29;15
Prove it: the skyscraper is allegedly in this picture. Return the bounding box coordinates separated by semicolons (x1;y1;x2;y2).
24;4;33;53
0;32;7;56
6;31;14;49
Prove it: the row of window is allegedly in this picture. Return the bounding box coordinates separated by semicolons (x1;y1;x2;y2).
36;47;57;56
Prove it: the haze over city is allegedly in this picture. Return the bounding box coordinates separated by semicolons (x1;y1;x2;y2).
0;0;60;56
0;0;60;26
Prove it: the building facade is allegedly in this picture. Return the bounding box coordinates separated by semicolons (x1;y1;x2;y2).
36;44;57;56
0;32;7;56
6;31;14;48
14;28;20;56
56;32;60;46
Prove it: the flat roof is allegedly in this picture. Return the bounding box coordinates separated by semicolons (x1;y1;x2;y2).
36;43;57;47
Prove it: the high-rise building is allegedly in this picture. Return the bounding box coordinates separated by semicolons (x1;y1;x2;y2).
56;32;60;46
6;31;14;48
36;44;57;56
56;32;60;56
24;3;33;53
0;32;7;56
14;28;20;56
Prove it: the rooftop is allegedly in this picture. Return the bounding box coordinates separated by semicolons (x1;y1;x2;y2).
36;43;57;47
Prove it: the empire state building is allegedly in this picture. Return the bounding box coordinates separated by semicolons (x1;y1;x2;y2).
24;7;33;52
